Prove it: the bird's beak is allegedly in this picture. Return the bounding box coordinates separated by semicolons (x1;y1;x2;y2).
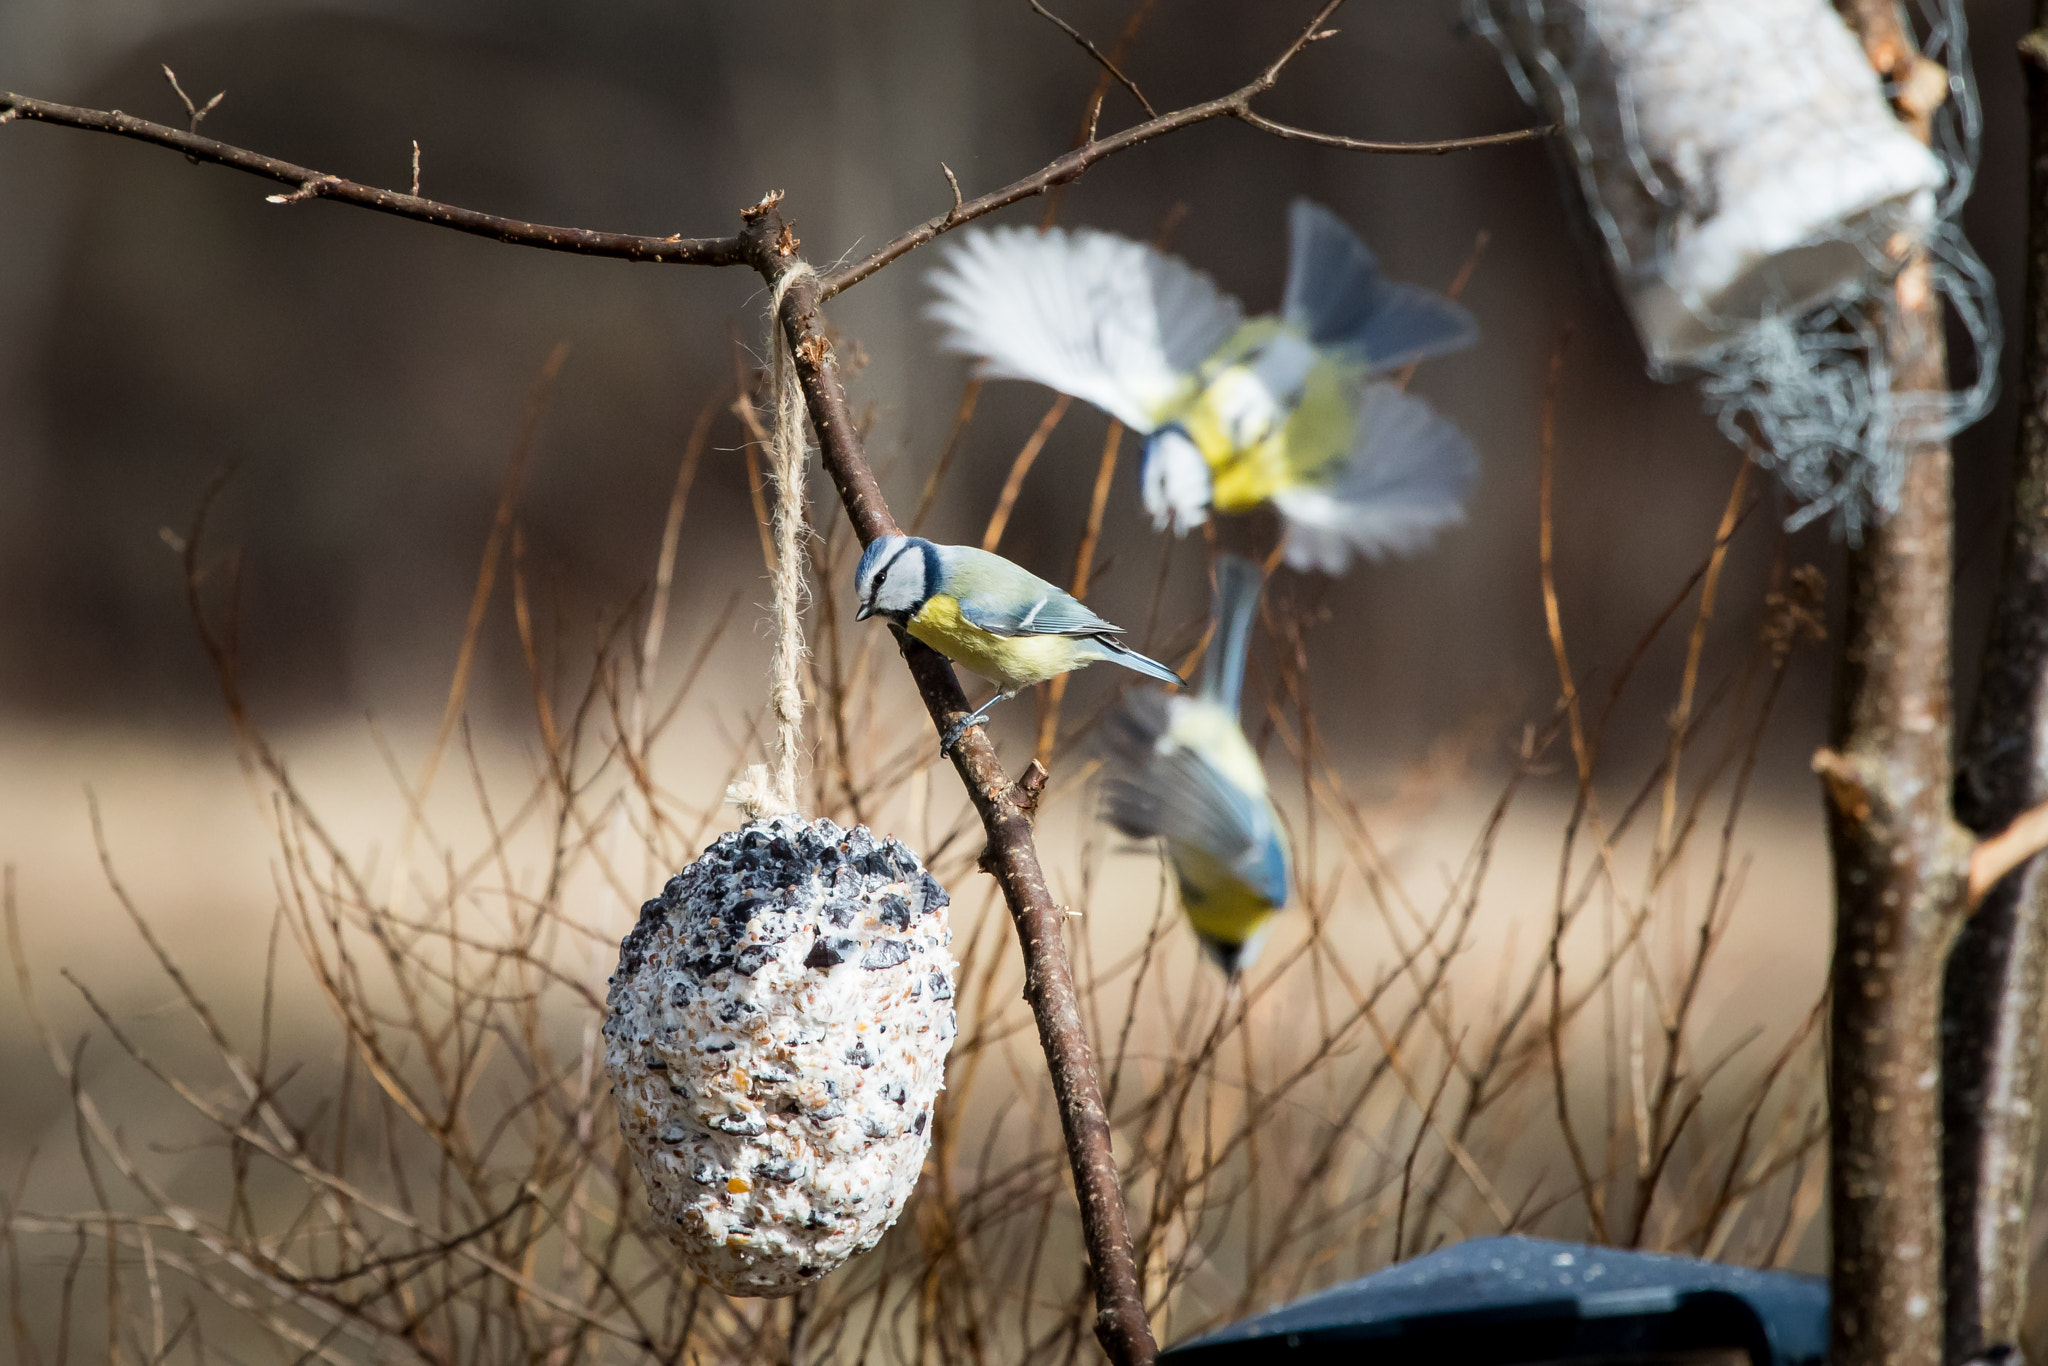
856;605;874;622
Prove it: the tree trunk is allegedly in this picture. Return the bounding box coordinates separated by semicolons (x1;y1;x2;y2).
1941;19;2048;1363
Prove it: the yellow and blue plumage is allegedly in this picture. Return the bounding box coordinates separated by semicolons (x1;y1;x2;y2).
1100;554;1289;976
926;200;1479;574
854;535;1183;752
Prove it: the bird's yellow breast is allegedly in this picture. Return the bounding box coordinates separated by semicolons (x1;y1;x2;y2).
1171;322;1363;514
907;595;1091;692
1172;843;1279;950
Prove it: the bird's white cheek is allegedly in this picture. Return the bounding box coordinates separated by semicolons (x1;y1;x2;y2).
1143;433;1213;533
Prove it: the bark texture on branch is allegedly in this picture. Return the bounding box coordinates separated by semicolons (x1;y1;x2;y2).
1824;7;1974;1366
1822;332;1972;1364
1941;20;2048;1362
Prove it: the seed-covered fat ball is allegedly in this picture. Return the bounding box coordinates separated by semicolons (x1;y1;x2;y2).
603;816;956;1297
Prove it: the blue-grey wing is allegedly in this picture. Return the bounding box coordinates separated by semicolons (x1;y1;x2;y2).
1100;695;1287;905
944;546;1123;637
1241;827;1290;908
1282;199;1477;370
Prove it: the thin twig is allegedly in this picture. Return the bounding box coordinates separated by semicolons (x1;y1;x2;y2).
981;395;1072;553
159;66;224;135
821;94;1543;295
1232;107;1556;155
1029;1;1158;118
1968;801;2048;908
0;92;749;264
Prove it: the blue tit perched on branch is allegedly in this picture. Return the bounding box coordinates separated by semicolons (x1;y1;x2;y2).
855;535;1184;753
1101;554;1288;977
927;199;1479;574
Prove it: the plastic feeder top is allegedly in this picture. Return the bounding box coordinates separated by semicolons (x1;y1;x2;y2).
1161;1235;1825;1366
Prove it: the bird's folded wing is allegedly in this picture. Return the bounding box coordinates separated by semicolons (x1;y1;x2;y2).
941;546;1124;637
957;590;1120;639
1102;698;1277;883
927;225;1243;432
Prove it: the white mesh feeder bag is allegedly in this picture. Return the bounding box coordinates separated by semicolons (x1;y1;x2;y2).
1477;0;1942;367
602;818;955;1297
602;267;957;1297
1471;0;1998;532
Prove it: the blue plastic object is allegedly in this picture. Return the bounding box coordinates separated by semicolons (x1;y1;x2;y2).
1161;1236;1827;1365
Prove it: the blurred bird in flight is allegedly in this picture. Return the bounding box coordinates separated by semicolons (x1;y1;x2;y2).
927;199;1479;574
854;534;1183;754
1101;554;1288;977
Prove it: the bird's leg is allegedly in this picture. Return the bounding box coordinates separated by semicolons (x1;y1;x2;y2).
940;690;1015;756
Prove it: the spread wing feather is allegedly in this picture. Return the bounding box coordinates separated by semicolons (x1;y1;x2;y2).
1274;382;1478;574
1282;199;1479;371
927;225;1244;432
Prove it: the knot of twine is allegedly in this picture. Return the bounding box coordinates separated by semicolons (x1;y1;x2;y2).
727;263;817;823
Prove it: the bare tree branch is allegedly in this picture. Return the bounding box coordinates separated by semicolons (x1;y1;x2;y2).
1232;107;1556;156
3;12;1544;305
1967;802;2048;911
762;244;1157;1364
819;5;1547;297
1029;0;1158;118
0;92;750;266
158;66;223;135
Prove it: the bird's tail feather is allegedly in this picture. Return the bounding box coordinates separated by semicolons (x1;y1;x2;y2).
1281;199;1477;371
1094;638;1185;687
1201;555;1264;712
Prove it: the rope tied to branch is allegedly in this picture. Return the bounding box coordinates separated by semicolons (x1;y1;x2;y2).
727;263;817;822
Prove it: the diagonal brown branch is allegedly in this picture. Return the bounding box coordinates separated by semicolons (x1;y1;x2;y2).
760;238;1155;1363
819;37;1547;295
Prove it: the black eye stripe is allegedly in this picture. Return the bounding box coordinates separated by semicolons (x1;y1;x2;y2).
878;543;915;590
865;542;921;608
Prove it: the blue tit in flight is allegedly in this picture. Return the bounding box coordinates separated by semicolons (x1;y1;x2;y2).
926;199;1479;574
855;535;1184;753
1100;553;1288;977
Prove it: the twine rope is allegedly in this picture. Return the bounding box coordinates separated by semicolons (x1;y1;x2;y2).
728;263;817;821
